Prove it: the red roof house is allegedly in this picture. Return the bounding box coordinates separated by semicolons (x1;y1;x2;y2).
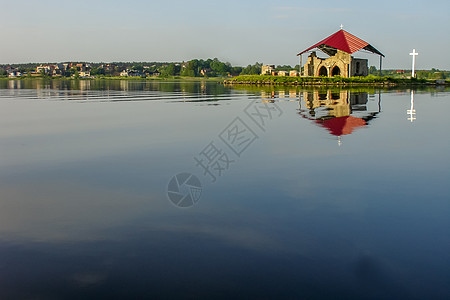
297;29;384;78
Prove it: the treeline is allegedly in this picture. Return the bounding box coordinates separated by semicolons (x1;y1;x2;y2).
368;66;449;79
148;59;276;77
2;60;447;79
0;59;306;78
0;59;270;78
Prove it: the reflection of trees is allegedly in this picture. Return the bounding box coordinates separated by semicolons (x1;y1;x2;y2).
0;80;235;105
0;79;233;95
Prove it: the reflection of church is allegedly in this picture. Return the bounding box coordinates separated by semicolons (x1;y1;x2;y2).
299;90;381;144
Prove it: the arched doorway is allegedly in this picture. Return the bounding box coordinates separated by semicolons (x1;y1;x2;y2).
355;62;361;74
331;66;341;76
318;66;327;77
318;92;328;100
331;92;340;100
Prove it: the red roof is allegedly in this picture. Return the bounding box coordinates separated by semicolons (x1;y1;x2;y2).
315;116;367;136
298;29;384;57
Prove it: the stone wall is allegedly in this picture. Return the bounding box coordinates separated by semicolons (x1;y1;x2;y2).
350;58;368;76
303;50;368;78
302;90;351;117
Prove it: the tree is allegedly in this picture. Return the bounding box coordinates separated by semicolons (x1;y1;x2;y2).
230;66;242;76
240;62;262;75
432;72;444;79
90;67;105;76
368;66;377;75
131;65;144;72
38;67;53;78
161;63;176;76
67;67;77;77
210;58;230;76
181;60;199;77
275;65;293;71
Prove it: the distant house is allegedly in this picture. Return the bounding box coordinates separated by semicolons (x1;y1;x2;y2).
79;71;91;77
129;71;144;77
278;70;288;76
289;70;299;77
200;68;212;76
261;65;275;75
7;68;23;78
36;65;54;74
105;64;116;71
35;63;70;76
53;64;67;76
120;69;145;77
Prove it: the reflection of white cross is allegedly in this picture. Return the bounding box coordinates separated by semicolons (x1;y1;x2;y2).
409;49;418;78
340;24;343;30
407;90;416;122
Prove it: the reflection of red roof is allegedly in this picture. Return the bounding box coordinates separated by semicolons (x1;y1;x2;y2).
298;29;384;57
316;116;367;136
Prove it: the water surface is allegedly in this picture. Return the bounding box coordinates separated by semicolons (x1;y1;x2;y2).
0;80;449;299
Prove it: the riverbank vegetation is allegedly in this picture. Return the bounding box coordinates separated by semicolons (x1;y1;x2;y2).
224;75;449;86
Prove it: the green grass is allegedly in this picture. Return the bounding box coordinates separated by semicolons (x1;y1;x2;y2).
2;75;448;87
224;75;446;86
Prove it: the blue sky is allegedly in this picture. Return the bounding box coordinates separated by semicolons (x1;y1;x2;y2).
1;0;449;69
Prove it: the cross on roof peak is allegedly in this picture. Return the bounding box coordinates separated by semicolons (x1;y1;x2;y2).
340;24;343;30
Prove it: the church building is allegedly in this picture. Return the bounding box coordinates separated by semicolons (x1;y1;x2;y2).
297;28;384;77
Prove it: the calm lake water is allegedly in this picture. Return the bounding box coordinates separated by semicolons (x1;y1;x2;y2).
0;79;449;299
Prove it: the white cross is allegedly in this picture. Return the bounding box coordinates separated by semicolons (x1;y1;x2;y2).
340;24;343;30
409;49;418;78
407;90;416;122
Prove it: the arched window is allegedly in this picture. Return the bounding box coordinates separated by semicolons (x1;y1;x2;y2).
332;66;341;76
319;92;327;100
318;66;327;77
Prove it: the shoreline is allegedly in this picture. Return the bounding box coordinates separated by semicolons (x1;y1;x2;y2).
1;75;449;87
0;76;225;82
223;75;450;87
